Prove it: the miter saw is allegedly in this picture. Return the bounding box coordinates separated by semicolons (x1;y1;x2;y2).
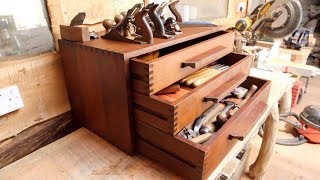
235;0;303;45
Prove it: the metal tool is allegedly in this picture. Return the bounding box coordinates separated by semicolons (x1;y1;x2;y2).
148;3;175;39
180;128;198;139
135;9;153;44
168;0;182;22
200;123;216;134
102;3;154;44
217;101;239;124
70;12;86;26
229;85;258;117
69;12;99;39
193;103;224;134
190;133;213;144
224;86;248;99
235;0;303;45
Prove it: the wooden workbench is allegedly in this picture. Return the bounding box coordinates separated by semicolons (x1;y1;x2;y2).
0;68;295;179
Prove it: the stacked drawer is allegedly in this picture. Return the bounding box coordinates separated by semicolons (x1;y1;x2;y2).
130;30;271;179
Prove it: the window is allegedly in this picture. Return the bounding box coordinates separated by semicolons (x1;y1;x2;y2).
0;0;54;61
150;0;229;21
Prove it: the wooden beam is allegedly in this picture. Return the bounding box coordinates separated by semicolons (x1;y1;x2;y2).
0;112;74;169
0;52;70;142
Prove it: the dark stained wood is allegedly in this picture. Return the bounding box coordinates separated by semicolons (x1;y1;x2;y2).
181;46;228;68
134;108;172;133
59;28;235;154
0;112;74;169
59;27;271;180
131;31;235;95
82;27;227;59
136;138;202;179
59;40;135;154
60;25;90;43
133;53;253;135
135;77;271;180
204;72;248;103
135;120;204;166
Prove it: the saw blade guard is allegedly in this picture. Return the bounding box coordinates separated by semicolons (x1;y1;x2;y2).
262;0;303;39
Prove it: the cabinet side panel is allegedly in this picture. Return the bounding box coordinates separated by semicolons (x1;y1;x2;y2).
59;40;134;154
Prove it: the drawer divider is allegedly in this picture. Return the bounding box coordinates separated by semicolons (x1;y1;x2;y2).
181;46;228;68
204;72;247;103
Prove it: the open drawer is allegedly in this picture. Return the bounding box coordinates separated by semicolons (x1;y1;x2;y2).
135;76;271;179
130;31;235;96
133;53;252;135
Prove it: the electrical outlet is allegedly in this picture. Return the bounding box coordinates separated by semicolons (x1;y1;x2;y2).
0;86;24;116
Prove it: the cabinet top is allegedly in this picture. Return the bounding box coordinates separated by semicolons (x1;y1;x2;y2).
76;26;226;59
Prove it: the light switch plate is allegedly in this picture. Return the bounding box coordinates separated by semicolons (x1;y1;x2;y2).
0;86;24;116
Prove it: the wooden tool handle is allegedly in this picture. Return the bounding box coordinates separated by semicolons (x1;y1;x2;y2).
244;85;258;101
230;84;258;116
190;133;212;144
185;69;215;86
202;103;224;123
200;123;216;134
179;68;209;83
192;70;220;87
181;46;228;68
168;0;183;22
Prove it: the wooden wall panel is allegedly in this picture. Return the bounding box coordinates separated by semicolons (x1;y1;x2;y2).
47;0;143;49
0;53;70;142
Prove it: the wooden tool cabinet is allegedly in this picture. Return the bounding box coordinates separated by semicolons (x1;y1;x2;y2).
59;27;271;179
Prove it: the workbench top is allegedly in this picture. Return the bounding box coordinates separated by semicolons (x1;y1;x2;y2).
0;68;295;179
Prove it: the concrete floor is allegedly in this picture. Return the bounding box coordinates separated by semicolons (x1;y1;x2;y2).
243;76;320;180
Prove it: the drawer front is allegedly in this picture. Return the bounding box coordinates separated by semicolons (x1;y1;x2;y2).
134;53;252;135
131;31;235;96
135;77;271;179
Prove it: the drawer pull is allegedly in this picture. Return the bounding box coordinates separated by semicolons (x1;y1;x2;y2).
228;134;244;141
203;73;247;103
181;46;227;68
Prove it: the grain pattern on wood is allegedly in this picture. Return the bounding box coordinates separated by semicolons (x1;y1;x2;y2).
83;27;227;59
134;108;172;133
0;128;180;179
136;138;202;179
0;112;73;169
131;31;235;95
135;78;270;179
59;40;134;154
60;25;90;42
249;105;280;179
135;120;204;166
280;90;292;114
133;53;252;135
0;52;70;142
47;0;143;49
204;72;247;103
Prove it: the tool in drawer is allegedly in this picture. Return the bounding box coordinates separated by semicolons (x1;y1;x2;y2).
193;103;224;134
180;103;224;143
229;85;258;117
218;85;258;124
217;101;239;124
180;64;229;87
